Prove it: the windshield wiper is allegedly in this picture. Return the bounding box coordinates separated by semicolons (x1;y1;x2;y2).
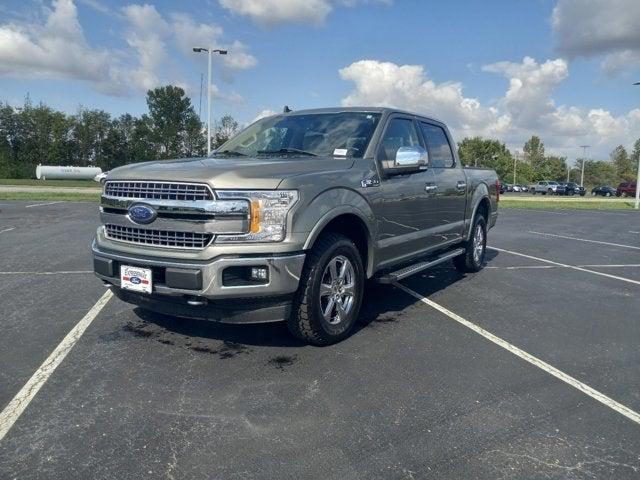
213;149;247;157
257;148;318;157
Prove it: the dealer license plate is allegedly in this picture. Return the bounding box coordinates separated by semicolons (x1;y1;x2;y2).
120;265;152;294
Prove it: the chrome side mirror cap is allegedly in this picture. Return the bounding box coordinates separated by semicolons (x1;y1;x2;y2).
394;146;429;169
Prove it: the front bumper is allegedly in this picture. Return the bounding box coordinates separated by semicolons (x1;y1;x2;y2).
92;240;305;300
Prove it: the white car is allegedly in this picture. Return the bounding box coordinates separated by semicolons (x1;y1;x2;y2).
512;184;522;192
94;171;109;184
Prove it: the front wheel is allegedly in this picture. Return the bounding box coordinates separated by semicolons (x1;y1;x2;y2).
288;233;364;346
453;215;487;273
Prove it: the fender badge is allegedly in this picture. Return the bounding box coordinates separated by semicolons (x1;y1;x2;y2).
361;177;380;188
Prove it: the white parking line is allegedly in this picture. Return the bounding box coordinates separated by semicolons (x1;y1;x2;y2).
0;227;15;235
24;201;65;208
486;264;640;270
395;282;640;426
489;246;640;286
0;271;93;275
529;231;640;251
0;289;113;442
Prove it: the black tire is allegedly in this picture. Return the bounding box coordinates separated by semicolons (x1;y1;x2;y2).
606;192;611;197
453;215;487;274
532;190;536;195
287;233;364;346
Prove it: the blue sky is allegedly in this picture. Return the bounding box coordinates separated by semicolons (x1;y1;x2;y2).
1;0;639;161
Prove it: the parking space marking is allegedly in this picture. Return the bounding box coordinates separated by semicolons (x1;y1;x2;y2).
529;231;640;251
0;227;15;235
489;246;640;286
395;282;640;426
0;270;93;275
0;289;113;442
24;201;65;208
485;264;640;270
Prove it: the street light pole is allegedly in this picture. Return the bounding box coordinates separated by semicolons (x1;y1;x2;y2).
579;145;590;187
513;151;517;185
207;49;212;155
193;47;228;156
634;82;640;209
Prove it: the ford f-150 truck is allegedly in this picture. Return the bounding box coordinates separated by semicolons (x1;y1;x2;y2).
93;107;498;345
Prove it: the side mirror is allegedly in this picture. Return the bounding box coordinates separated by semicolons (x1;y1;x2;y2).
395;146;428;168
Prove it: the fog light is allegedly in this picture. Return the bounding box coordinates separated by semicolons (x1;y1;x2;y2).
251;267;269;281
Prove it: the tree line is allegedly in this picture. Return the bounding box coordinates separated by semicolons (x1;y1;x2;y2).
1;85;638;188
458;135;640;188
0;86;239;178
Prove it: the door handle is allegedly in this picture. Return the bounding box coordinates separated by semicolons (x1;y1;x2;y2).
456;181;467;191
425;184;438;193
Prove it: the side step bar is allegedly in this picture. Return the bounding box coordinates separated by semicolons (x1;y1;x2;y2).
376;248;465;284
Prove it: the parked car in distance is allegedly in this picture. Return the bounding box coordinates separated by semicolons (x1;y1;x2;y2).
591;186;617;197
554;182;567;195
512;184;522;192
616;182;637;197
560;182;586;196
94;171;109;184
519;184;529;192
531;181;558;195
500;182;508;194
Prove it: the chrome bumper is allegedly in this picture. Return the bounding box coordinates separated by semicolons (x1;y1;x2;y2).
92;240;305;299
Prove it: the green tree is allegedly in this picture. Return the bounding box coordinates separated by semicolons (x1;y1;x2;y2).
611;145;634;181
523;135;545;170
146;85;204;158
213;114;240;148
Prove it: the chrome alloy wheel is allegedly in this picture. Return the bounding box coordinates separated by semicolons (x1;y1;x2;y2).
473;223;484;264
319;255;356;325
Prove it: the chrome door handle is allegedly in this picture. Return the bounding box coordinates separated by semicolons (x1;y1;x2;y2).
425;184;438;193
456;181;467;191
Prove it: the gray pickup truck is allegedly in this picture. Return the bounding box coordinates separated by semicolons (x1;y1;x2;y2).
93;107;498;345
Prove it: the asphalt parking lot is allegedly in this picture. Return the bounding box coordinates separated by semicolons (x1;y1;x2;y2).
1;201;639;479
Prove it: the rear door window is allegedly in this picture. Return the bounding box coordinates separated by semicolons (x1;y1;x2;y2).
419;123;455;168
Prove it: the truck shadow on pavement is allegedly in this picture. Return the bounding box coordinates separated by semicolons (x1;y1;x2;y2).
128;258;490;349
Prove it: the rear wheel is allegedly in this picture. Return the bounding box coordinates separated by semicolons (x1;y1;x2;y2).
454;215;487;273
622;191;628;197
532;190;536;195
288;233;364;346
606;192;611;197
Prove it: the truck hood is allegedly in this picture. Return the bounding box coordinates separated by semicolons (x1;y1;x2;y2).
108;156;355;190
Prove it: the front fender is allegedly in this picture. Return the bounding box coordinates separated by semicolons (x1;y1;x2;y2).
294;188;377;276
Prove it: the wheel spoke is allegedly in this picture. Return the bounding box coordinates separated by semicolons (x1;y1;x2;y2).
328;259;338;282
343;283;355;296
338;260;348;280
319;283;332;297
323;297;336;321
335;300;346;322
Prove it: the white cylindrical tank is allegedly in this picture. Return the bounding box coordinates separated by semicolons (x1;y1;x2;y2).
35;165;102;180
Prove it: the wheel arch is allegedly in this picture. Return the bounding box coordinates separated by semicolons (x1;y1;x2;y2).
303;208;374;278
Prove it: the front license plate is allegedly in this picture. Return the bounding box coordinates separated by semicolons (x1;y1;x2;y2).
120;265;152;294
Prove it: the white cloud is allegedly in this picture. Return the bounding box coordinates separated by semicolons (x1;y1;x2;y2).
0;0;119;93
219;0;391;26
552;0;640;75
339;58;640;159
121;4;170;92
0;0;257;97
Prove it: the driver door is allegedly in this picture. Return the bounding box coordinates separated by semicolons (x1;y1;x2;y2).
371;115;438;268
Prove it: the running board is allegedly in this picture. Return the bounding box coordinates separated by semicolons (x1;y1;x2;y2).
376;248;465;284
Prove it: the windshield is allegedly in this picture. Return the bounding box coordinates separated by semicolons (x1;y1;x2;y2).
215;112;381;158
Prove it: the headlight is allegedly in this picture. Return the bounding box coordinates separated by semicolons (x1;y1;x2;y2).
216;190;298;243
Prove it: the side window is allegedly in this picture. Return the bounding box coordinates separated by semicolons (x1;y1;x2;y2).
420;123;454;168
379;118;421;161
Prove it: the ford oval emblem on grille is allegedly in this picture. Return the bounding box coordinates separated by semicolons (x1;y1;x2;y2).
128;204;157;225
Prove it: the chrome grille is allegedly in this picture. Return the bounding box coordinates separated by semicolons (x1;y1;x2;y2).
105;224;213;249
104;181;213;201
